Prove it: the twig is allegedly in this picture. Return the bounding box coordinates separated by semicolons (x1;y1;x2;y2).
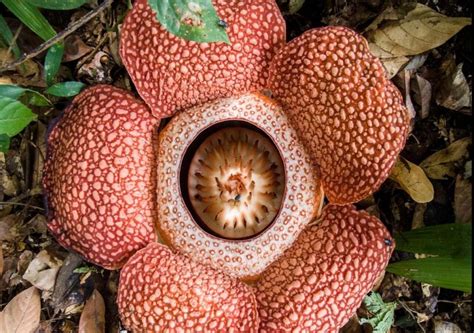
0;201;44;211
0;0;114;73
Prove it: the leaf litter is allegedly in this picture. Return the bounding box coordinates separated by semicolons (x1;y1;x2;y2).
0;0;472;332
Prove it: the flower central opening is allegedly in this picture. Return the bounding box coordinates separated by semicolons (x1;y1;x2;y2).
182;123;285;240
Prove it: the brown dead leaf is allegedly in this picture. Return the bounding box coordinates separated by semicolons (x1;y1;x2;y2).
412;203;427;229
454;175;472;224
420;137;472;179
63;35;94;62
0;286;41;333
434;321;463;333
366;4;471;58
413;74;432;119
389;157;434;203
0;242;3;277
23;249;63;292
435;58;472;113
78;289;105;333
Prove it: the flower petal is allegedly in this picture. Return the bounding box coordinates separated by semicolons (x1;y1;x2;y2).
43;85;158;269
256;204;394;332
268;26;410;204
117;242;259;332
120;0;286;118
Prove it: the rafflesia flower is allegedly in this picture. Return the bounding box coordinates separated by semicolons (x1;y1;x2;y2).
43;0;410;331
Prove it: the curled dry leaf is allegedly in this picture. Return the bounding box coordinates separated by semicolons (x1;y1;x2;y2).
23;249;63;292
420;137;472;179
78;289;105;333
0;242;3;277
434;320;463;333
0;286;41;333
366;4;471;77
435;58;472;113
454;175;472;224
389;157;434;203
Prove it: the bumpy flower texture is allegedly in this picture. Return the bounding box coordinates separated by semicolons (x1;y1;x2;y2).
43;0;410;332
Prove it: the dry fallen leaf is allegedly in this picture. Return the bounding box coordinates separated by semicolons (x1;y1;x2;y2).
0;286;41;333
420;137;472;179
435;58;472;113
0;242;3;277
367;4;471;57
78;289;106;333
366;4;471;77
389;157;434;203
413;74;432;119
23;249;63;292
454;175;472;224
434;320;463;333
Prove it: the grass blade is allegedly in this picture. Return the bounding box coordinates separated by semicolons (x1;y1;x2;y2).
387;256;472;293
2;0;56;41
0;13;21;58
394;223;472;257
25;0;89;10
44;43;64;86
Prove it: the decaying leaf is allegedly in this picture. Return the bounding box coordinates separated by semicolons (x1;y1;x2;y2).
434;320;463;333
63;35;94;62
0;242;3;277
78;289;106;333
366;4;471;77
23;249;63;292
413;74;432;119
435;58;472;113
390;157;434;203
412;203;427;229
0;286;41;333
289;0;305;14
367;4;471;57
454;175;472;224
420;137;472;179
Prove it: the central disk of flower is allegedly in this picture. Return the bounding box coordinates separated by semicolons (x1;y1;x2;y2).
187;127;285;239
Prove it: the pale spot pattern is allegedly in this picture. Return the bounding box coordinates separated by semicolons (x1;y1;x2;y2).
117;243;259;332
120;0;286;118
256;204;395;332
157;93;324;279
43;85;158;269
269;26;410;204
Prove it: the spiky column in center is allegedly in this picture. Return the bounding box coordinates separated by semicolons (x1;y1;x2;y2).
187;127;285;239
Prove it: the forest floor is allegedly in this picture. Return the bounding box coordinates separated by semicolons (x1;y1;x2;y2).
0;0;471;332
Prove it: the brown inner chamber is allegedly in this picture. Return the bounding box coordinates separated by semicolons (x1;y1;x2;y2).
185;125;285;240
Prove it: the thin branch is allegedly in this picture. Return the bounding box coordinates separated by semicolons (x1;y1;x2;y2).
0;0;114;73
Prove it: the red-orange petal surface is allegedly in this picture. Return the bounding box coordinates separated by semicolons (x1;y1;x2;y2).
256;204;394;332
117;242;259;332
120;0;286;118
268;26;410;204
43;85;158;269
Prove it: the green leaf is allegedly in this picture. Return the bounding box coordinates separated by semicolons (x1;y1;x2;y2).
360;292;396;333
0;96;37;137
0;134;11;152
45;81;85;97
147;0;230;43
395;223;472;257
2;0;56;41
387;256;472;293
44;43;65;86
25;0;89;10
0;84;51;106
0;13;21;58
